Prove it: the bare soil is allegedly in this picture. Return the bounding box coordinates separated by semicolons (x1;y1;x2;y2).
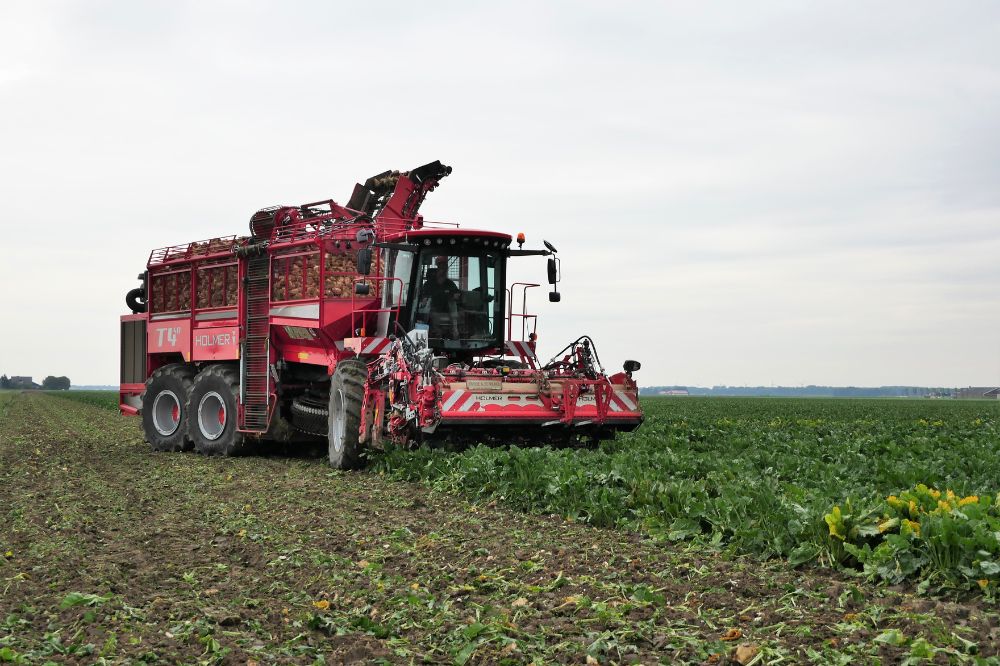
0;392;995;664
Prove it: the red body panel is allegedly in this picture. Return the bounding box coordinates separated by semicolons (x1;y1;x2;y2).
280;342;337;370
192;325;239;361
147;318;191;361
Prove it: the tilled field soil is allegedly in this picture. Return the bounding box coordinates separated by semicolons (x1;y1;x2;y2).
1;391;996;664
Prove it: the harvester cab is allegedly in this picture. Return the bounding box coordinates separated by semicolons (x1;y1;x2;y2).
376;229;555;361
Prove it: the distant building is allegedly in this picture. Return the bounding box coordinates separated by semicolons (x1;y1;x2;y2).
9;376;38;389
658;389;689;396
956;387;1000;400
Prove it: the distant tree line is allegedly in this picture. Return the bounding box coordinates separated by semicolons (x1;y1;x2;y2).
42;376;72;390
0;375;71;390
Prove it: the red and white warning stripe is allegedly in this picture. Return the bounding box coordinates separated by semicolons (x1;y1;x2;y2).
504;340;537;360
608;389;639;412
442;389;485;413
440;388;637;416
348;337;391;355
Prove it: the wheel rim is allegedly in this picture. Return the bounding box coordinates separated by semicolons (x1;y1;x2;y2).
331;388;346;453
197;391;227;441
152;390;181;436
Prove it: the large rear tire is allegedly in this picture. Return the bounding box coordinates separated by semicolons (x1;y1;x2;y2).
328;358;367;469
187;364;247;456
142;364;195;452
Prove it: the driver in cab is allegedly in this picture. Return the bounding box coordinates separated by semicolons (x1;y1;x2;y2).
422;255;460;339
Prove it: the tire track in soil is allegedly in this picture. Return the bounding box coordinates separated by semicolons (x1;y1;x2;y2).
1;392;996;665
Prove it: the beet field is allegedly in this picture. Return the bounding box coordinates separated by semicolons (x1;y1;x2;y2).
2;390;999;664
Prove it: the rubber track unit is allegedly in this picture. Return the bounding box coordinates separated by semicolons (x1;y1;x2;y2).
291;399;329;437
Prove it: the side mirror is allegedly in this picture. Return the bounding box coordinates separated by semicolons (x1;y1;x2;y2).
549;291;561;302
623;360;641;373
357;248;372;275
547;257;559;285
355;282;371;296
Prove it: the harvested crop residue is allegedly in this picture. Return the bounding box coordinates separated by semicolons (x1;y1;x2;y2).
0;392;995;664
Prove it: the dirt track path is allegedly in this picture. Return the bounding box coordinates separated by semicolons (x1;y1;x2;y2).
0;392;995;665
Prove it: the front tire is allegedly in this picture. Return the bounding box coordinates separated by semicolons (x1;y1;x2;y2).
328;358;367;469
142;364;195;452
187;364;246;456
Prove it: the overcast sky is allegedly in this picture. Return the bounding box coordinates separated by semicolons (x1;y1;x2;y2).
2;1;999;388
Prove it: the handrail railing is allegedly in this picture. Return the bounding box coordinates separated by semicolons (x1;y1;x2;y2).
351;276;403;338
148;236;240;266
507;282;539;341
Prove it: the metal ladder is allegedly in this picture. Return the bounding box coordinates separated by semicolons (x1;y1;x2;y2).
240;255;271;432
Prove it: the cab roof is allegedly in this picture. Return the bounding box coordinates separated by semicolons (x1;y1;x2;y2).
384;228;512;244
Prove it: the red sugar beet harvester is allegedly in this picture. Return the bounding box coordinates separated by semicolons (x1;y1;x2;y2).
120;161;643;466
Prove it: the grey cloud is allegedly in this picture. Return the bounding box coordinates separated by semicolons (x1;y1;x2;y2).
1;1;998;386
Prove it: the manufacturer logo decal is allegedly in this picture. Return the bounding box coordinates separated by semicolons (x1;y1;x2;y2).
194;332;233;347
155;326;181;348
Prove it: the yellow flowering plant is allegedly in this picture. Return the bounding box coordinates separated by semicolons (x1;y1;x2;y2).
825;484;1000;590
